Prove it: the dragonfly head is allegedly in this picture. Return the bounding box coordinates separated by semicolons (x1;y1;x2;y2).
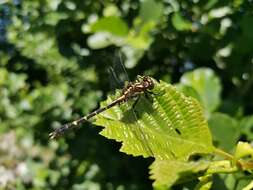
142;76;154;90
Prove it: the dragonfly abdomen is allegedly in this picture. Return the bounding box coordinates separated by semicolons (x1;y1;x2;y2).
49;76;155;139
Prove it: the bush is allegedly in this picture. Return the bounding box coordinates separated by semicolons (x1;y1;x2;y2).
0;0;253;189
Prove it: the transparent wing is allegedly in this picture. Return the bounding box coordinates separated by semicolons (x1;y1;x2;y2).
108;51;130;87
109;51;154;157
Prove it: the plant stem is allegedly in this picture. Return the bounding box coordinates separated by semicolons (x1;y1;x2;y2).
214;148;234;160
213;148;252;170
206;160;238;174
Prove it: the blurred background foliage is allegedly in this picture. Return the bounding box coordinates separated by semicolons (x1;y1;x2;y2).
0;0;253;189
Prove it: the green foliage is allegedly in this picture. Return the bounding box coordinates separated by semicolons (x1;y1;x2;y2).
1;0;253;189
208;113;240;151
139;0;163;23
85;0;163;68
180;68;222;114
239;116;253;141
234;141;253;160
93;77;253;189
172;12;192;31
95;79;214;160
90;17;129;36
150;160;210;189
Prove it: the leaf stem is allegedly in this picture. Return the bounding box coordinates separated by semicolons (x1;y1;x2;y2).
213;148;253;170
214;148;234;160
206;160;238;174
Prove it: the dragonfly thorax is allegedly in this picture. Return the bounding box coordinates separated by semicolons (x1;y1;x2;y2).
122;76;154;97
49;75;155;139
141;76;154;90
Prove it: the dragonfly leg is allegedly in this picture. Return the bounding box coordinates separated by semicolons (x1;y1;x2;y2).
132;95;141;110
144;92;154;103
147;90;162;96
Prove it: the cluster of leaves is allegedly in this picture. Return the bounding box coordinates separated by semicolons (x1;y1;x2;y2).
1;0;253;189
95;70;253;189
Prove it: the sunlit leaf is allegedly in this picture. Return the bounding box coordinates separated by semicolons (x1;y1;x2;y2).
149;159;209;188
209;7;232;19
94;78;214;160
242;180;253;190
204;0;219;10
44;12;68;25
103;4;120;17
121;46;145;68
195;175;213;190
87;32;114;49
175;84;202;103
208;113;240;151
4;0;253;188
139;0;163;23
180;68;222;114
127;21;156;49
172;12;192;31
234;141;253;160
233;0;244;8
90;16;128;36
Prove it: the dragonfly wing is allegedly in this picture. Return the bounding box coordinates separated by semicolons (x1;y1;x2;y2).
105;51;155;157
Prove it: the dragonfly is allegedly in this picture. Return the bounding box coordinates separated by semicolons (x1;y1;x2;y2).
49;75;155;140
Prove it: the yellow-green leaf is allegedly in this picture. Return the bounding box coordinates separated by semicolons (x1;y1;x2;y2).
180;68;222;114
234;141;253;160
150;160;209;188
94;78;214;160
90;16;128;36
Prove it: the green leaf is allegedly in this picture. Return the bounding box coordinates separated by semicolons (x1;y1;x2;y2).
217;173;253;190
127;21;156;49
44;12;68;26
195;175;213;190
175;84;202;103
234;141;253;160
103;4;120;17
239;116;253;141
94;78;214;160
120;46;145;68
208;113;240;151
180;68;222;114
233;0;244;8
172;12;192;31
90;16;128;36
139;0;163;23
149;160;209;189
242;180;253;190
87;33;114;49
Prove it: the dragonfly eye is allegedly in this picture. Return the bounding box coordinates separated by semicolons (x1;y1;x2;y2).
142;76;154;89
